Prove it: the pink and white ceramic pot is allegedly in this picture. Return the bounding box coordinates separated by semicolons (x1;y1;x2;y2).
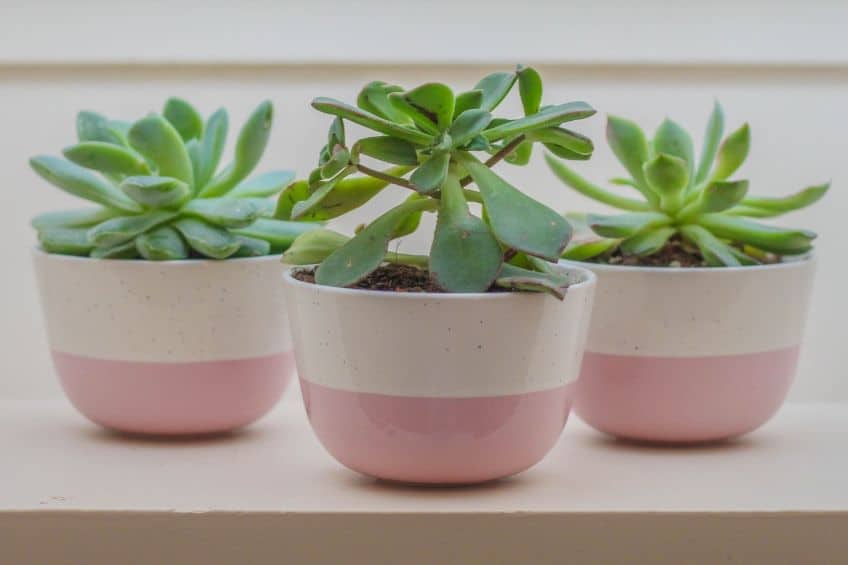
282;265;596;484
33;250;295;435
566;257;816;443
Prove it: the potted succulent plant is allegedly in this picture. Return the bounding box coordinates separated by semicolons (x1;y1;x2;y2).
278;66;597;484
31;98;319;435
547;102;829;443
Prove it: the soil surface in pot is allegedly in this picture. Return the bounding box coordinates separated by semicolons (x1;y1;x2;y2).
588;236;780;268
293;264;512;293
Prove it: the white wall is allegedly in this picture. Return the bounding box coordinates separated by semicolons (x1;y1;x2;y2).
1;1;846;400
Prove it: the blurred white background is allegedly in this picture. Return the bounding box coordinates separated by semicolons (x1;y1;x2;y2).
1;0;846;399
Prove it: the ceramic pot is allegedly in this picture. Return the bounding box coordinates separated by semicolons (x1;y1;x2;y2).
33;250;295;435
566;257;816;443
282;265;596;484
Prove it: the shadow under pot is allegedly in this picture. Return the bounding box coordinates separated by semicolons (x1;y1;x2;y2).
282;265;596;485
33;250;295;435
564;257;816;443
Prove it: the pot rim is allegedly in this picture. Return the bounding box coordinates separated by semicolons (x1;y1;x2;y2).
281;263;597;301
31;246;283;267
561;252;815;274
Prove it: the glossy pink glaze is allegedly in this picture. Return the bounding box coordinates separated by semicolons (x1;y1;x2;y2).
575;346;800;443
300;379;575;484
53;351;295;435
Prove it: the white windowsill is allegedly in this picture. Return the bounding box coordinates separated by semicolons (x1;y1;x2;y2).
2;390;847;563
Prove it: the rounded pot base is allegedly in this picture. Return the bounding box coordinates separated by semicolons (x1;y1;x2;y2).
575;347;799;443
53;351;295;435
301;379;576;485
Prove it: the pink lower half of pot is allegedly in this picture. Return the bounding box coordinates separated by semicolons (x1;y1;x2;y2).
574;346;800;443
300;379;575;484
53;351;295;435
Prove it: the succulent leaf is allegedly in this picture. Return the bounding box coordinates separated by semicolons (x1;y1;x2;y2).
643;153;689;211
691;179;749;214
606;116;654;203
588;211;671;238
228;170;296;198
527;127;593;156
483;102;595;142
653;119;695;184
163;97;204;141
311;97;433;145
315;198;436;287
231;218;323;253
193;108;229;190
281;228;350;265
37;227;94;256
544;155;650;212
120;176;191;208
453;89;484;118
88;210;179;248
181;198;262;229
200;101;274;197
739;182;830;215
561;238;620;261
388;83;455;133
32;208;119;230
355;136;419;165
232;235;272;258
517;65;543;116
459;152;571;260
356;81;411;124
63;142;150;176
135;225;189;260
448;109;493;148
473;71;518;111
695;101;725;185
77;111;124;145
712;123;750;181
679;224;740;266
697;214;815;255
174;217;240;259
494;264;570;299
90;239;139;259
429;175;503;292
620;226;677;257
290;168;355;220
410;151;450;194
29;156;142;213
128;114;194;186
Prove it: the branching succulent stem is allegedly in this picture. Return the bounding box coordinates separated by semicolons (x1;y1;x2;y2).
355;164;418;191
459;134;526;187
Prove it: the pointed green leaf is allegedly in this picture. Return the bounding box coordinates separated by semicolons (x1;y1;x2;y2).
77;111;123;145
588;212;671;238
740;182;830;215
290;167;355;220
606;115;651;194
119;176;191;208
174;217;240;259
182;198;262;228
163;97;204;141
620;226;677;257
311;97;433;145
29;156;142;213
228;170;296;198
712;123;750;181
231;235;272;257
474;71;517;111
327;117;345;148
355;136;419;165
695;101;725;185
459;152;571;260
135;225;189;260
562;238;620;261
643;153;689;211
448;109;493;148
410;151;450;194
32;208;119;230
697;214;815;255
504;140;533;165
429;176;502;292
193;108;229;190
315;199;435;287
494;264;570;300
653;119;695;186
320;147;351;179
696;180;749;213
517;65;543;116
63;142;150;176
392;193;426;239
37;227;94;256
483;102;595;142
281;228;350;264
453;89;484;118
88;210;179;248
232;218;323;253
679;224;740;266
200;101;274;196
128;115;194;186
544;154;650;212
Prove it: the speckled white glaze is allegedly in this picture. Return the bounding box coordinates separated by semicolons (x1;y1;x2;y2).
282;264;596;398
33;250;291;362
564;257;816;358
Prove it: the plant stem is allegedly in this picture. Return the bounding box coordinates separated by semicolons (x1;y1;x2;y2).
356;164;418;191
459;135;526;187
385;252;428;268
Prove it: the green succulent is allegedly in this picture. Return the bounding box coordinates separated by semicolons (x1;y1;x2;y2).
30;98;319;260
279;66;596;298
547;102;829;266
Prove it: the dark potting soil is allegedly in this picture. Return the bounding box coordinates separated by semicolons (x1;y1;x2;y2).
293;263;512;293
589;236;780;268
